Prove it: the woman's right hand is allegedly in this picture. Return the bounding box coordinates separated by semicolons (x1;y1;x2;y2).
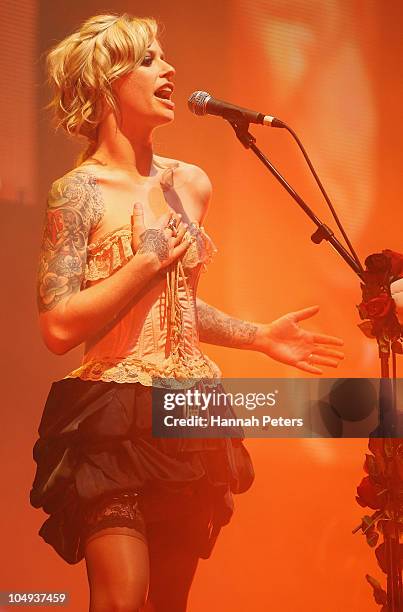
131;202;192;271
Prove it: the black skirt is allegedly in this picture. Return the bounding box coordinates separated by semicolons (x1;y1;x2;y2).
30;378;255;564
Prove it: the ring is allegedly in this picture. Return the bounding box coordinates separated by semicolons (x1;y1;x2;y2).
167;217;177;232
307;353;314;362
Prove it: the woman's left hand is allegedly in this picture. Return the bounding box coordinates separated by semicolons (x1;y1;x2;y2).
254;305;344;374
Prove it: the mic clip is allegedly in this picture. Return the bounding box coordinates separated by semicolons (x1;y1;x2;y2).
311;224;334;245
227;117;256;150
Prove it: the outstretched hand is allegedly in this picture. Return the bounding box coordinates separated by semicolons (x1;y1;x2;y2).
256;305;344;374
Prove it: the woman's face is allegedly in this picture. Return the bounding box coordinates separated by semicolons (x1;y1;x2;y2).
113;39;176;129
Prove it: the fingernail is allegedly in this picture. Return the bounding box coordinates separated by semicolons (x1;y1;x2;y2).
133;202;142;210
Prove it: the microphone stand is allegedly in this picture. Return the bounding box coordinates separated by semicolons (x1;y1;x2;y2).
226;115;402;611
228;117;362;276
228;116;401;430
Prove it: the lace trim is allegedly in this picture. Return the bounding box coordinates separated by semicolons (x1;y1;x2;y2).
82;221;217;288
82;492;146;539
83;226;133;286
87;224;132;250
64;353;222;387
182;222;218;272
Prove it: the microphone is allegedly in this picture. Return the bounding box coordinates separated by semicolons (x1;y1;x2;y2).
188;91;285;128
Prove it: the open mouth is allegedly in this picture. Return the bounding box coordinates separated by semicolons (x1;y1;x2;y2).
154;84;175;108
154;89;172;100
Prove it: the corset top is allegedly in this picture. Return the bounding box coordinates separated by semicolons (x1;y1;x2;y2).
64;219;222;387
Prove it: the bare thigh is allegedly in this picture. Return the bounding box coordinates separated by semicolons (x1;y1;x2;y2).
85;527;149;612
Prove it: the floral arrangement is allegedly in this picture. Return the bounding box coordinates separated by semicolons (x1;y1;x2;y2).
355;249;403;610
357;250;403;348
355;438;403;610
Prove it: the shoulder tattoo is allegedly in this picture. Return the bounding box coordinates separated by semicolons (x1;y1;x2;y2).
37;171;105;312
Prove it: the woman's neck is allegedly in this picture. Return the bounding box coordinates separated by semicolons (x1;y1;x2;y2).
91;112;155;177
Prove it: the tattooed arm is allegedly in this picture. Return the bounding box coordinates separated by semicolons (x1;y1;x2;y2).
196;299;344;374
196;298;258;350
38;172;188;355
184;169;344;373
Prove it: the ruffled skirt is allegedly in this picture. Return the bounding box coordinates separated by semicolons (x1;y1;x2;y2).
30;378;254;564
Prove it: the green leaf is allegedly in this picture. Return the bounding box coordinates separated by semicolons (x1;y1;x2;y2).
366;574;388;605
358;321;375;338
362;515;374;529
366;529;379;547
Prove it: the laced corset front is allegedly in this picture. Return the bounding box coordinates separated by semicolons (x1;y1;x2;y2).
64;219;222;388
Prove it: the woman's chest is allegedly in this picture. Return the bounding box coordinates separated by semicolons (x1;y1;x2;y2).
78;168;216;288
88;173;201;244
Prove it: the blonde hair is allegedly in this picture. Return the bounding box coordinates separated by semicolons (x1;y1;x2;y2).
46;13;158;165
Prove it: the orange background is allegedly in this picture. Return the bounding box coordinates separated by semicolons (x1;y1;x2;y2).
1;0;403;610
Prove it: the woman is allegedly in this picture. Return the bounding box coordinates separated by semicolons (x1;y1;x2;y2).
30;13;344;612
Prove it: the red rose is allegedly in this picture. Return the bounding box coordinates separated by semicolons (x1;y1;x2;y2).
368;437;394;459
356;476;387;510
363;452;386;482
365;253;390;275
359;293;394;320
383;249;403;281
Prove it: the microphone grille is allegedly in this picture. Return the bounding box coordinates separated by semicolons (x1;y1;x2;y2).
187;91;211;116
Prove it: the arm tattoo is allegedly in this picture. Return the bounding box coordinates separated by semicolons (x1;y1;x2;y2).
138;229;169;262
37;171;104;312
196;298;258;349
